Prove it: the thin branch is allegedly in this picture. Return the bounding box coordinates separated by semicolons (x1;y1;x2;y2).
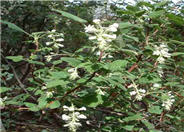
1;54;36;101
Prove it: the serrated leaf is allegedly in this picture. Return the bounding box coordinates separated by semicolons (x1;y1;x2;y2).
6;56;24;62
0;87;11;93
52;9;87;23
27;60;45;65
105;60;128;71
1;20;30;36
172;52;184;56
123;114;142;122
60;57;81;67
46;80;66;88
141;120;155;129
122;125;134;131
148;106;162;114
83;93;104;108
24;102;40;112
148;10;165;18
48;100;60;109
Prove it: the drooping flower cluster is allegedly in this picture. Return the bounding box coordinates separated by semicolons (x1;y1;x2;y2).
85;19;118;51
128;84;146;101
46;29;64;48
68;68;80;80
45;29;64;62
62;104;87;132
153;43;171;64
162;92;175;111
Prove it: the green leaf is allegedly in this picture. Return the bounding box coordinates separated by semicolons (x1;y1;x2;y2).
105;60;128;71
6;56;24;62
48;100;61;109
141;120;155;129
169;39;184;46
60;57;81;67
119;22;140;29
49;71;68;79
148;106;162;114
172;52;184;56
122;125;134;131
24;102;40;112
83;93;104;108
123;34;139;42
27;60;45;65
0;20;30;36
123;114;143;122
52;9;87;23
38;96;47;109
46;80;66;88
0;87;11;93
167;13;184;26
148;10;165;18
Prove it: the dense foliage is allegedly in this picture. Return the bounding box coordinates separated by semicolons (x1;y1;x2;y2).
1;0;184;132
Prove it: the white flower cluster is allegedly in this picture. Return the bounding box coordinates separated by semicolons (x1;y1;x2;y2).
151;83;161;90
68;68;80;80
153;43;171;64
62;104;87;132
162;92;175;111
157;66;164;78
46;29;64;48
85;19;119;51
128;84;146;101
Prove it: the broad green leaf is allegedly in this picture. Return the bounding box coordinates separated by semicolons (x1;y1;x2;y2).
49;71;68;79
48;100;60;109
60;57;81;67
0;20;30;36
46;80;66;88
83;93;104;108
148;10;165;18
52;9;87;23
38;96;47;109
24;102;40;112
121;49;138;56
105;60;128;71
172;52;184;56
0;87;11;93
169;39;184;46
141;120;155;129
6;56;24;62
27;60;45;65
122;125;134;131
123;114;143;122
167;13;184;26
119;22;140;29
123;34;139;42
148;106;162;114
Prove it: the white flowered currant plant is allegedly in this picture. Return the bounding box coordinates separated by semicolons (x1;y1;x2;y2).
62;104;87;132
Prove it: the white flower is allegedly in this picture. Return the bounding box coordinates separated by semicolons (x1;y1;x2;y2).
157;66;164;77
93;19;101;24
78;107;86;111
62;104;87;132
69;68;80;80
112;23;119;28
85;25;97;33
46;42;52;45
51;29;56;32
46;91;54;98
58;44;64;47
153;43;171;64
48;34;53;38
46;55;52;62
68;68;75;73
56;38;64;42
77;114;87;119
89;36;97;40
62;114;71;121
162;92;175;110
130;91;136;96
139;89;146;93
153;83;160;88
